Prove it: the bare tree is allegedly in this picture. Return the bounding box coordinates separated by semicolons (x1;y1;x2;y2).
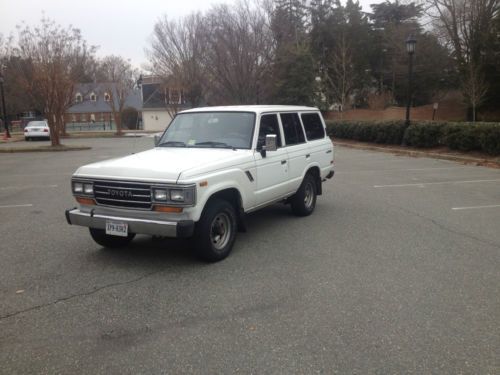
98;55;137;134
324;33;355;116
148;13;206;108
424;0;499;114
202;0;275;104
462;62;488;122
13;18;95;146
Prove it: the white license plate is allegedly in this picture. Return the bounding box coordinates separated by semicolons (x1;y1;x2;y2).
105;221;128;237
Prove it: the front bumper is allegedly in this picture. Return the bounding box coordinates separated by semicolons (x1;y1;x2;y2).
65;208;194;238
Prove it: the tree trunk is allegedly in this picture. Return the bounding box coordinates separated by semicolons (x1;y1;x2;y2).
114;112;122;135
48;114;61;147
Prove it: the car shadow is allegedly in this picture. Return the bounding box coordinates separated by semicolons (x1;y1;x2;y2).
85;202;296;267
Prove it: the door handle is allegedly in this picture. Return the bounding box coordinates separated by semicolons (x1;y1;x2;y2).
281;160;287;164
305;154;310;158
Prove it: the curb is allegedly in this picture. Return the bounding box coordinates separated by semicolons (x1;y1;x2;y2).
334;141;500;169
0;146;91;153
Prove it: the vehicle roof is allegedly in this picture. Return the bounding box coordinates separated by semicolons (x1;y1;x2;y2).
179;105;320;114
26;121;48;125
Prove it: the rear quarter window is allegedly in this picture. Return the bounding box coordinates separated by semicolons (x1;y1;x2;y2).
301;113;325;140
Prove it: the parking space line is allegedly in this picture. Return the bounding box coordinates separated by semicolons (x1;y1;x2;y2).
0;184;58;191
374;179;500;188
337;166;469;174
0;204;33;209
452;204;500;211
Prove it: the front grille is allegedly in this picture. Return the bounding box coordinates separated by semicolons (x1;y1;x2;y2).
93;180;152;210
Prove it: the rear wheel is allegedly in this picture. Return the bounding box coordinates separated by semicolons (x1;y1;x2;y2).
25;137;30;141
194;199;237;262
89;228;135;248
291;173;317;216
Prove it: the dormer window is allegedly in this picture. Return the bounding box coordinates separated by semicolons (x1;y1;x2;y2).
75;93;83;103
104;92;111;102
90;92;97;102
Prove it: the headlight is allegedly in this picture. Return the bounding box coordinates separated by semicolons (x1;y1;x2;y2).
83;183;93;194
72;180;93;196
170;189;184;202
154;189;168;200
152;185;196;206
73;182;83;193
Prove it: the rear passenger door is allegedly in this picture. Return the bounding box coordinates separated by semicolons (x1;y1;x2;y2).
280;112;308;192
300;112;332;177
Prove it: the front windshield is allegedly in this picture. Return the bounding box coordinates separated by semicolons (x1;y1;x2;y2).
158;112;256;149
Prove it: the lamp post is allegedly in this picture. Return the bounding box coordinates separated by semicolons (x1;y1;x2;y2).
405;35;416;126
0;69;11;138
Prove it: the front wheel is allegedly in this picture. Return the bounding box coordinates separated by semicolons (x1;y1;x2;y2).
291;173;317;216
89;228;135;248
194;199;237;262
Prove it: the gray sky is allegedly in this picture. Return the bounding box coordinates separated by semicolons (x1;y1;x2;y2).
0;0;383;69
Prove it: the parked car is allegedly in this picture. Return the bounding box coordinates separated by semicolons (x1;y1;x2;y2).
66;105;335;261
24;120;50;141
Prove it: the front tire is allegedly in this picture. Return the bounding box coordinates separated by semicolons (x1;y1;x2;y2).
89;228;135;248
291;173;317;216
194;199;237;262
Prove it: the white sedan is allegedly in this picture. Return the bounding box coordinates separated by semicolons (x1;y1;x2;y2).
24;121;50;141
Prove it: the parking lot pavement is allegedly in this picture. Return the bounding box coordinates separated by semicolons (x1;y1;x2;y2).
0;138;499;374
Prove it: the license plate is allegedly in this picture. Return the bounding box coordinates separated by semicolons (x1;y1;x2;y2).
105;221;128;237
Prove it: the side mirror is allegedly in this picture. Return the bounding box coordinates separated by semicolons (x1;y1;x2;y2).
154;134;161;146
260;134;277;157
265;134;277;151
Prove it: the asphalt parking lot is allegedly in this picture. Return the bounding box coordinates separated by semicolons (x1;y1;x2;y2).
1;137;499;374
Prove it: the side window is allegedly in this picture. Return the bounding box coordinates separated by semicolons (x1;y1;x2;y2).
280;113;305;145
301;113;325;140
257;114;282;149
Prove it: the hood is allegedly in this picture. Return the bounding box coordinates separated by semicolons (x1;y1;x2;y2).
74;147;252;182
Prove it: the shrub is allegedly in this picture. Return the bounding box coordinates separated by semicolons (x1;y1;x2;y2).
325;120;407;145
325;119;500;155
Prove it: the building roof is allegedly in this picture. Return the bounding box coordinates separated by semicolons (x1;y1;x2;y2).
67;83;142;113
179;105;319;114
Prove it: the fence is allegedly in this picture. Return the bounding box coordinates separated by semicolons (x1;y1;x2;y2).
65;122;116;132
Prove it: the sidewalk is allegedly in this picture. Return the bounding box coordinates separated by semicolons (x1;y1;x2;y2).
334;139;500;168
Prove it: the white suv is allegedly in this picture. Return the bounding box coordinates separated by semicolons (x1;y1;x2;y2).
66;105;334;261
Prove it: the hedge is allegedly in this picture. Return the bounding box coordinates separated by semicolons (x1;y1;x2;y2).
325;120;500;155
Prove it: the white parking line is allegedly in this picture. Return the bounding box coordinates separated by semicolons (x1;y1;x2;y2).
374;179;500;188
337;166;468;174
452;204;500;211
0;204;33;209
0;184;58;191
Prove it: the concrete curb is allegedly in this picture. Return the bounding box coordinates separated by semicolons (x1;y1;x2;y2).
0;146;91;153
334;141;500;169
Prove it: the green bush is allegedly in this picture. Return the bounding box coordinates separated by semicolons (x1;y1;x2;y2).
325;120;407;145
325;119;500;155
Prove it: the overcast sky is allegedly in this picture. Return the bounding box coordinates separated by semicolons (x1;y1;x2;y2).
0;0;383;69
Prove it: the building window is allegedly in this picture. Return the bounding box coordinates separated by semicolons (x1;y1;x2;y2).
99;113;105;121
90;92;97;102
72;114;76;122
75;93;82;103
104;93;110;102
90;113;95;123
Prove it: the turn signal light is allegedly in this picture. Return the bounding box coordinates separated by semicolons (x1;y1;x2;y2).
76;197;96;205
153;205;183;213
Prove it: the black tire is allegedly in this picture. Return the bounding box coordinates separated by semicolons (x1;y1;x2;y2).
194;198;238;262
291;173;317;216
89;228;135;248
25;137;30;141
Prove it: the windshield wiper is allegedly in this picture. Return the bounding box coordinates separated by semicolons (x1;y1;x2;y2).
158;141;186;147
195;141;235;149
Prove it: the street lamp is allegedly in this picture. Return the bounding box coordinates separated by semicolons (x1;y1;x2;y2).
0;68;11;138
405;35;416;126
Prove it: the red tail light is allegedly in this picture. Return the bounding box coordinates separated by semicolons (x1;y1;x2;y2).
24;129;28;132
43;128;49;132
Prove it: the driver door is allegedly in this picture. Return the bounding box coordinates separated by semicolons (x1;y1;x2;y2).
254;113;289;206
